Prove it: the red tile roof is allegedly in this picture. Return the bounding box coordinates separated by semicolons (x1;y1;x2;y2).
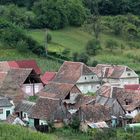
7;60;41;75
81;104;111;122
90;64;137;79
41;72;56;84
124;84;140;91
39;82;81;99
53;61;95;84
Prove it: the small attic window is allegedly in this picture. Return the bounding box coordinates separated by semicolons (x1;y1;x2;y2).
0;109;3;114
127;73;131;76
128;111;131;114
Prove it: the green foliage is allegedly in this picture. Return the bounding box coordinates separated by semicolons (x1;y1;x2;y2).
0;123;56;140
69;116;80;131
0;4;35;28
0;19;46;56
106;39;119;52
28;95;38;102
76;52;89;64
47;33;52;43
86;39;101;55
67;0;86;26
33;0;68;29
101;15;140;40
62;48;71;57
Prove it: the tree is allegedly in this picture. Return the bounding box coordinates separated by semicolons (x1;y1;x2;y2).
33;0;68;29
67;0;86;26
106;39;118;52
0;4;35;28
85;0;101;40
86;39;101;55
0;18;46;56
77;53;89;64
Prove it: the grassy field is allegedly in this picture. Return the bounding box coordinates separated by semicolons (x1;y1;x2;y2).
28;27;140;72
0;48;61;73
0;123;93;140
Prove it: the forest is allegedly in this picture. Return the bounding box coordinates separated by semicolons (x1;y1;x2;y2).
0;0;140;72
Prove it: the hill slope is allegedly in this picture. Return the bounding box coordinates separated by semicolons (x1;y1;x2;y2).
28;27;140;73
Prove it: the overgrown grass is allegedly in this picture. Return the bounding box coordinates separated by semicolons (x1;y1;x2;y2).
0;123;56;140
0;48;61;73
28;27;140;72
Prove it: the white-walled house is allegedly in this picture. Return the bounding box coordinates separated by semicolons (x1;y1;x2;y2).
90;64;139;86
28;97;64;127
15;100;35;122
0;97;14;120
52;61;100;94
0;68;44;103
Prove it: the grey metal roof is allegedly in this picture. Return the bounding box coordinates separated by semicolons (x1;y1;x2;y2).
15;100;35;115
96;95;116;107
0;97;13;107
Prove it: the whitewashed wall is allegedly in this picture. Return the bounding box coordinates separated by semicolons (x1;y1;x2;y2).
22;83;43;96
126;109;140;118
76;75;100;94
0;106;14;120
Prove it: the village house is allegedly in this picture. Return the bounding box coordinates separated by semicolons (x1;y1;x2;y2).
15;100;35;123
39;82;82;112
28;97;64;128
78;103;111;131
96;83;123;98
41;71;56;85
115;89;140;119
0;97;14;120
96;95;125;118
0;68;43;104
52;61;100;94
0;60;42;75
90;64;139;86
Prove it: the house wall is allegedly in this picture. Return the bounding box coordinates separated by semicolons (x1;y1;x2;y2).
120;78;139;85
77;83;100;94
111;101;125;117
39;120;47;125
29;118;34;127
22;112;29;121
0;106;14;120
104;77;139;85
29;118;47;127
126;109;140;118
22;83;43;96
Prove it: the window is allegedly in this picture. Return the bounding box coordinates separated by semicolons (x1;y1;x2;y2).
97;86;99;89
0;109;3;114
25;86;31;93
91;76;93;79
24;113;26;118
35;85;39;93
128;111;131;114
127;73;131;76
85;77;86;80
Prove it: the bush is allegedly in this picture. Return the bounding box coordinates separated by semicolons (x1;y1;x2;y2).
0;19;46;56
77;53;89;64
86;39;101;55
69;116;80;131
47;33;52;43
106;39;118;52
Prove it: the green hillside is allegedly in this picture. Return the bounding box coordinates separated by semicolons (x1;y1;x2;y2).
0;47;61;73
28;27;140;72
